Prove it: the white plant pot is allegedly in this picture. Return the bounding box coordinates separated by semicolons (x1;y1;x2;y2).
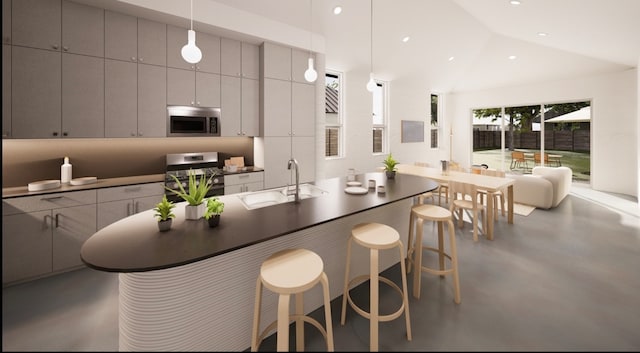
185;203;205;220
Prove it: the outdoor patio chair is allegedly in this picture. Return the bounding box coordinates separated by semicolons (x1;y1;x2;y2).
510;151;528;170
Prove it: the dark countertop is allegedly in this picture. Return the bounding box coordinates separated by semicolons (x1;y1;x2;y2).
2;174;166;199
80;172;438;273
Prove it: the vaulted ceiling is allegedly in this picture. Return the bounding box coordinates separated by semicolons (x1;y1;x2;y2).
209;0;640;92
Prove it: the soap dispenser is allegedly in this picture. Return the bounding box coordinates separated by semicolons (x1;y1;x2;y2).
61;157;72;184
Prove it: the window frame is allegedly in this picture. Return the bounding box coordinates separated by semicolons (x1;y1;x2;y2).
324;69;344;159
430;93;440;149
372;80;388;155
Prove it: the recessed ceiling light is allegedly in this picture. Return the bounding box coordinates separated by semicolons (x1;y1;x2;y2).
333;6;342;15
537;32;548;37
508;55;517;60
510;0;521;5
402;36;410;43
448;56;455;61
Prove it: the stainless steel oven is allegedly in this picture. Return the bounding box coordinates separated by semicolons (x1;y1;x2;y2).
164;152;224;202
167;106;220;137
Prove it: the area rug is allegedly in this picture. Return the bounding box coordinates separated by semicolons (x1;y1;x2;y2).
510;202;536;216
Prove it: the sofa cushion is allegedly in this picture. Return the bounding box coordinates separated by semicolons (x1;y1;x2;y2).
508;174;553;209
532;166;572;207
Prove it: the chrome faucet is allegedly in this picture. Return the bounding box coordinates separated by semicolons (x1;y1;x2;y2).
287;158;300;203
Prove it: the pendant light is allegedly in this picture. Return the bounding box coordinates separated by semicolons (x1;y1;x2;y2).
304;0;318;82
366;0;376;92
181;0;202;64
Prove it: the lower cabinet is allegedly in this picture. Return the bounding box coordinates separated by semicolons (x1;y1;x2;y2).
224;172;264;195
2;190;97;285
97;183;164;230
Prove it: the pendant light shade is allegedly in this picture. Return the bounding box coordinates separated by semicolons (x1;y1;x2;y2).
304;0;317;82
181;0;202;64
366;0;374;92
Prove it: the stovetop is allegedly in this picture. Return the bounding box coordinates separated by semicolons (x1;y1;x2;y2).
165;167;223;181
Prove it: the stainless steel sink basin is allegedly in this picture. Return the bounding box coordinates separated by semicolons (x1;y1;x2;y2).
238;184;328;210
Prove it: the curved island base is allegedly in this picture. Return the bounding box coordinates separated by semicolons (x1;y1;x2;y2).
118;199;412;351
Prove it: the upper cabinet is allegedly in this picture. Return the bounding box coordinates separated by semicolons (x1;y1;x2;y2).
262;42;291;81
12;0;61;51
61;0;104;57
167;25;220;74
221;38;259;79
105;10;138;62
3;0;11;44
241;42;260;80
137;18;166;66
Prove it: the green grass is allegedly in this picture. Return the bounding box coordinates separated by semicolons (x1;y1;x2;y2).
472;149;590;183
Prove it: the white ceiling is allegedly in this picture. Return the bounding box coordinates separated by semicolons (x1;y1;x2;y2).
208;0;640;92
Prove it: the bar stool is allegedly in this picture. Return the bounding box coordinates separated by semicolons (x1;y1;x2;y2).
407;204;461;304
251;248;334;352
341;223;411;351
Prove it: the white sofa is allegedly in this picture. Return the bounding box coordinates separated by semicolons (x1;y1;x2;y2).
507;166;572;209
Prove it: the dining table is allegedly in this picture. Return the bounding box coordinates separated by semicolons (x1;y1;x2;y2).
395;164;515;240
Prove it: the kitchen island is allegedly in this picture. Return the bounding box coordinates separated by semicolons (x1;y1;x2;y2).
81;172;438;351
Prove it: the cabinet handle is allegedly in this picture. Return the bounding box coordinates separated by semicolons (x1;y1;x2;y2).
239;174;250;179
54;213;60;228
63;46;69;52
131;56;136;62
134;201;140;213
63;132;68;137
52;44;59;50
52;132;59;136
44;214;53;228
139;57;144;62
130;132;136;136
124;186;142;193
126;202;131;216
191;101;195;105
196;101;201;106
138;132;143;137
42;196;64;202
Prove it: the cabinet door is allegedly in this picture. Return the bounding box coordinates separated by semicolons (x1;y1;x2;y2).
291;82;315;137
138;64;167;137
2;210;53;284
262;78;291;137
52;204;97;272
291;48;313;83
134;195;164;214
61;0;103;57
12;0;61;51
242;78;259;136
97;199;131;230
2;44;10;138
2;0;10;45
105;10;137;62
292;136;315;184
262;137;292;189
62;53;104;138
224;184;244;195
196;32;220;74
167;68;195;106
244;181;264;192
262;42;291;81
221;37;241;77
241;42;259;79
221;75;241;137
196;72;221;107
105;59;137;137
12;46;61;138
138;18;166;66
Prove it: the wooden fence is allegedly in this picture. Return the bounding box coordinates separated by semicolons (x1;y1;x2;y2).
473;130;590;152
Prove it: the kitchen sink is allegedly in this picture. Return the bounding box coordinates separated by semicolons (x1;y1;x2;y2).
238;184;328;210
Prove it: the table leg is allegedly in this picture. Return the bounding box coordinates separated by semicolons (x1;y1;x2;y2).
486;193;494;240
507;185;514;225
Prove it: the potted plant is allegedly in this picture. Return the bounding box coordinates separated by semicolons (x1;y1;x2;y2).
383;153;399;179
204;197;225;228
153;195;176;232
165;170;213;220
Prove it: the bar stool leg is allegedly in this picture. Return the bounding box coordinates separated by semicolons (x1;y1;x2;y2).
277;294;290;351
320;272;335;351
340;237;353;326
406;211;415;275
448;219;461;304
438;221;445;276
251;277;263;352
397;241;412;341
413;217;424;299
370;248;379;352
295;293;304;351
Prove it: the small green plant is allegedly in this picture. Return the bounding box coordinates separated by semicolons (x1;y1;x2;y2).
382;153;399;172
204;197;225;220
153;195;176;221
165;170;213;206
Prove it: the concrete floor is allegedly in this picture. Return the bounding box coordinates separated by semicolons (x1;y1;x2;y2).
3;187;639;351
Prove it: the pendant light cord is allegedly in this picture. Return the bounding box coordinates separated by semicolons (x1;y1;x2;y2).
309;0;313;56
190;0;194;30
370;0;373;73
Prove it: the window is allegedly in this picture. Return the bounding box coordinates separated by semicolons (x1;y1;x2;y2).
372;81;387;153
430;94;439;148
325;71;343;157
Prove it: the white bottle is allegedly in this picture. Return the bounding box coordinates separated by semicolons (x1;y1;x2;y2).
61;157;72;184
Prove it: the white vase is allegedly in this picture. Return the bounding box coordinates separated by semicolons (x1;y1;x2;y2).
184;203;205;220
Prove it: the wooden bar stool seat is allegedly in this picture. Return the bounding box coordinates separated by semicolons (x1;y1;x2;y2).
407;204;461;304
340;223;411;351
251;248;334;352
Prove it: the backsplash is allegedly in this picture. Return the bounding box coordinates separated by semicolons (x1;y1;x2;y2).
2;137;254;188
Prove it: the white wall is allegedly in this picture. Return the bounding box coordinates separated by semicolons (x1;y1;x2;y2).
448;69;638;197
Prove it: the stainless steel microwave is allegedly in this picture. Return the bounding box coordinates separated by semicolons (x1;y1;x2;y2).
167;106;221;137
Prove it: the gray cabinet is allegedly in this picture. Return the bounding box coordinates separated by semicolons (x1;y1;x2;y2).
221;39;259;79
262;136;315;189
105;59;137;137
62;53;104;137
262;79;314;137
61;0;104;57
138;64;167;137
137;18;166;66
12;0;61;51
2;0;11;44
241;42;260;80
105;10;138;62
97;183;164;230
167;68;221;107
2;190;97;285
262;42;291;81
167;25;220;74
11;46;61;138
2;44;10;138
221;76;258;136
224;172;263;195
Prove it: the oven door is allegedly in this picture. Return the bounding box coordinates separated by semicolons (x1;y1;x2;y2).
168;115;208;136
